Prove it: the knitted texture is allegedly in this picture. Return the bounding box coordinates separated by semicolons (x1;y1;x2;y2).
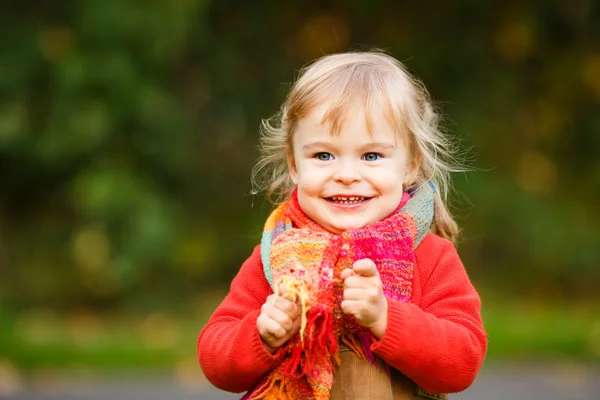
403;182;436;247
244;186;434;400
197;235;488;395
262;183;436;286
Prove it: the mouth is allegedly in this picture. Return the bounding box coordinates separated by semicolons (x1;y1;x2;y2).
326;196;372;205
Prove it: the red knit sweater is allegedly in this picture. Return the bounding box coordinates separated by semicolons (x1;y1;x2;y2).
198;233;487;394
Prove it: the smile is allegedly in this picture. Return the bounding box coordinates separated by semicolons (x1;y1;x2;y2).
326;196;372;205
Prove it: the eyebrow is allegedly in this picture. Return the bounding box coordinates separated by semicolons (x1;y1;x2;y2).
361;142;396;151
302;142;396;151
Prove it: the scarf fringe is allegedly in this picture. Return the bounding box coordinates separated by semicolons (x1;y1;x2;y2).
357;331;377;364
246;332;377;400
243;370;295;400
340;331;377;365
305;305;338;372
284;303;338;378
275;274;310;343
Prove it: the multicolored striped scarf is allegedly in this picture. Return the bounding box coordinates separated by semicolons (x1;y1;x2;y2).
245;183;435;400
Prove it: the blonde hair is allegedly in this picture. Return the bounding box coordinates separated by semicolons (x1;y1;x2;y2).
252;51;464;243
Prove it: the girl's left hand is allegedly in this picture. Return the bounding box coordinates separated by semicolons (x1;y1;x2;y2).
340;258;388;339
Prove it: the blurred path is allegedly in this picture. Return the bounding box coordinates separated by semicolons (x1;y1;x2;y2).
1;363;598;400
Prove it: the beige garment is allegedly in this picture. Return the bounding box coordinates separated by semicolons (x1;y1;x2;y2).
329;344;448;400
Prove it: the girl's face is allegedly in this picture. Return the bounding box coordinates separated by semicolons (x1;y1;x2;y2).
289;103;415;234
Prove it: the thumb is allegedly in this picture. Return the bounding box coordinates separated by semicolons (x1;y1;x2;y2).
340;268;355;281
352;258;378;277
277;282;301;304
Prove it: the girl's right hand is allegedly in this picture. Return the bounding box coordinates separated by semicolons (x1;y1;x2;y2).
256;291;301;354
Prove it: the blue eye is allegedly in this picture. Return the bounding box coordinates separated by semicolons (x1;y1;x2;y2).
363;153;382;161
316;152;333;161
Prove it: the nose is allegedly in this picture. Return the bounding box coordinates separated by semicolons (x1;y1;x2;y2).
333;159;361;185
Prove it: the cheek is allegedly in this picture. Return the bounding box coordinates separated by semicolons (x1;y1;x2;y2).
296;163;326;191
298;178;322;197
371;168;406;191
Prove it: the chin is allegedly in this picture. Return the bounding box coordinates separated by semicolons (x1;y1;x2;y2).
329;221;369;233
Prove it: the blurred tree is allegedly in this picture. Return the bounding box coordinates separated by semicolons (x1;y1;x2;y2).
0;0;598;311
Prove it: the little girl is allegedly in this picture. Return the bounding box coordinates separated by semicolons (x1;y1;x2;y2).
198;51;487;400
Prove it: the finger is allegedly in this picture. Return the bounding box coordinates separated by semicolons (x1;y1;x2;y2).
289;314;302;335
267;293;278;306
353;259;379;277
264;304;295;332
257;314;287;340
343;274;368;290
266;293;295;315
277;283;298;303
340;268;355;281
272;295;300;319
293;314;301;328
340;300;361;317
343;287;364;301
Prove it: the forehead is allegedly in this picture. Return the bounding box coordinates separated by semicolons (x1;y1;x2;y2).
294;100;399;143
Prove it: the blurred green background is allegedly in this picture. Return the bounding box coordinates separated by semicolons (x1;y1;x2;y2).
0;0;599;389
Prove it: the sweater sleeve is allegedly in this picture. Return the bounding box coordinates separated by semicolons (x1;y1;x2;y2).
371;234;487;394
197;245;285;393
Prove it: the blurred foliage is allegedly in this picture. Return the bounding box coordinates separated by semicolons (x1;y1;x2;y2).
0;0;599;315
0;297;598;373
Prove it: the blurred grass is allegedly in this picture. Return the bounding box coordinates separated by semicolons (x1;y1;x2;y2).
0;298;599;372
482;299;600;361
0;310;197;370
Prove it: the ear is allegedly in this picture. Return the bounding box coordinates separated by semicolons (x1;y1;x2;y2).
403;155;420;187
287;150;299;185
